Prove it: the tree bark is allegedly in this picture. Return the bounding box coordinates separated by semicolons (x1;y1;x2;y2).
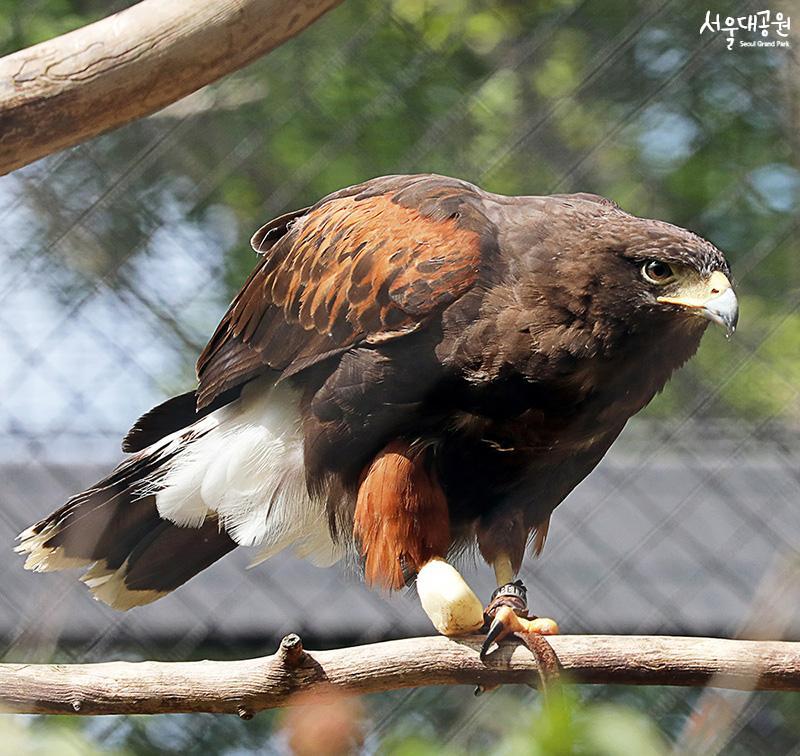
0;0;343;175
0;634;798;716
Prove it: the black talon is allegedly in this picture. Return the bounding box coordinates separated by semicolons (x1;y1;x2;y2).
480;614;505;659
481;580;530;660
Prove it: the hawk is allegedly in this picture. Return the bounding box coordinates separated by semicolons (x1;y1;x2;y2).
17;174;737;652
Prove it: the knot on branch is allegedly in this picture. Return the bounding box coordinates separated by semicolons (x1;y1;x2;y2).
278;633;306;669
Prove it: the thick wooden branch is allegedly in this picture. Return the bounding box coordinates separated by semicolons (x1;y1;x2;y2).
1;634;798;716
0;0;343;175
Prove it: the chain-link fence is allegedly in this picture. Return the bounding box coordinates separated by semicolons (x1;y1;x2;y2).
1;0;798;752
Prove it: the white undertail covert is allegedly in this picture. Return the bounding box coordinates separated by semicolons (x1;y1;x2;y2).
153;378;343;567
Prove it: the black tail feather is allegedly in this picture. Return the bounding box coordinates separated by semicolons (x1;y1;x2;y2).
124;518;236;593
122;386;242;453
17;432;236;609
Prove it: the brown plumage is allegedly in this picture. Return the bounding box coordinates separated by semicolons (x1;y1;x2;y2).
196;179;484;408
354;440;450;590
17;174;737;615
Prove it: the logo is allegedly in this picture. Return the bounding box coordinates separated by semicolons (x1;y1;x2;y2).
700;10;791;50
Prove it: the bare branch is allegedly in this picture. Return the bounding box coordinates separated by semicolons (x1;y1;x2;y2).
0;634;798;716
0;0;343;175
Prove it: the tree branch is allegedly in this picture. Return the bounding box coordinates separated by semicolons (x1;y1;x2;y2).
0;0;343;175
0;634;798;715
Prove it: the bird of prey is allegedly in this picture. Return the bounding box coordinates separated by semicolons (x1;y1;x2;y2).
17;174;738;652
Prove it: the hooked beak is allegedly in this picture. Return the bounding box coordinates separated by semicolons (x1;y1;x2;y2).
657;271;739;337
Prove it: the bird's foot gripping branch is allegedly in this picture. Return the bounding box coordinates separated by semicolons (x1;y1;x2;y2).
476;579;561;696
413;560;561;694
481;581;559;656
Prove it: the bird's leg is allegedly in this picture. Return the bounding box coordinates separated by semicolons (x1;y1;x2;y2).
473;556;561;696
480;555;559;660
416;558;485;636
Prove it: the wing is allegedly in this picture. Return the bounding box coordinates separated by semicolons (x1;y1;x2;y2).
196;174;496;409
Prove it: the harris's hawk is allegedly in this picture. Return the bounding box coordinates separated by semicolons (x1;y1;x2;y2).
17;174;738;651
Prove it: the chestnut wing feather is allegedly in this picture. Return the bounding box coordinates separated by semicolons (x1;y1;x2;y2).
196;175;489;409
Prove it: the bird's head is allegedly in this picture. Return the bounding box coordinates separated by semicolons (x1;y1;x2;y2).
541;199;739;345
514;200;741;409
616;218;739;338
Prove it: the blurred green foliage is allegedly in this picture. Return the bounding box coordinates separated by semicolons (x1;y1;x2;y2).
3;0;797;422
0;712;127;754
3;0;798;422
381;685;667;755
17;680;800;754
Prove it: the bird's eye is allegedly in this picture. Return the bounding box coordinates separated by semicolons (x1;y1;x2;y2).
641;260;675;285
